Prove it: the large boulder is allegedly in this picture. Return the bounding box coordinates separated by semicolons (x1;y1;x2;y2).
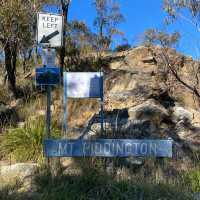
85;100;169;139
128;99;169;126
172;105;200;155
172;105;193;124
0;163;38;184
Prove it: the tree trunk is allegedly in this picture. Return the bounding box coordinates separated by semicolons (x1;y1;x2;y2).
99;20;104;52
4;42;18;98
60;1;70;74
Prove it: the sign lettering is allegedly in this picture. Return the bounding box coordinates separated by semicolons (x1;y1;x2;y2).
44;139;173;158
37;13;63;47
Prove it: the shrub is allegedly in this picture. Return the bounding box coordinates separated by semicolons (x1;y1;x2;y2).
114;44;131;52
0;117;60;163
185;168;200;192
33;168;192;200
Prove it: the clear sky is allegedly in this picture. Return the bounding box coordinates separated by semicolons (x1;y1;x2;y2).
1;1;200;61
68;0;200;59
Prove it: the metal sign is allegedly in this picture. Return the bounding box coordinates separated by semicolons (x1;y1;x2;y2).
37;12;63;47
42;4;62;14
44;139;173;158
36;67;60;86
63;72;104;133
41;48;56;67
64;72;103;98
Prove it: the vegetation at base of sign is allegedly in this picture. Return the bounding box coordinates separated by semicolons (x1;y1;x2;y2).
0;116;60;163
184;168;200;193
0;166;193;200
34;170;192;200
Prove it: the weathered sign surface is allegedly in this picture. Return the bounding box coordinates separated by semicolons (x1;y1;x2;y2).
36;67;60;85
37;12;63;47
63;72;103;98
44;139;173;158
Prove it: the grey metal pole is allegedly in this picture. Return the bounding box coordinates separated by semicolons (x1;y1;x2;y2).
100;71;104;136
46;84;51;168
100;99;104;136
46;85;51;138
63;73;67;136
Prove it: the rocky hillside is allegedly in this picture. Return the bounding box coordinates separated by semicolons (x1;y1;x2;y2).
57;46;200;171
1;45;200;199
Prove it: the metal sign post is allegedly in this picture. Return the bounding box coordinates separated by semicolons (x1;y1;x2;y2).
46;85;51;167
46;85;51;138
36;9;63;138
100;71;104;136
35;68;60;169
36;7;64;175
63;72;68;135
63;72;104;136
35;68;61;135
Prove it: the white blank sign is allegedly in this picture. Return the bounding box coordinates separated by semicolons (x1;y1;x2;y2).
64;72;103;98
37;12;63;47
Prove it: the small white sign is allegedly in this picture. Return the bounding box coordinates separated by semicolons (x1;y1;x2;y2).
64;72;103;98
41;49;56;67
37;12;63;47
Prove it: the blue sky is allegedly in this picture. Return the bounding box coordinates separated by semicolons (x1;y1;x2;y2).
67;0;200;59
1;1;200;61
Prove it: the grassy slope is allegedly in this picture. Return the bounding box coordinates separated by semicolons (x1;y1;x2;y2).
0;167;194;200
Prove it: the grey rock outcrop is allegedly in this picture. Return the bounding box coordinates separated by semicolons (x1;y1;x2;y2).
0;163;38;183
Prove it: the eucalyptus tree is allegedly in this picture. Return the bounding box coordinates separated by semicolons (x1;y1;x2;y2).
93;0;124;53
143;27;200;104
59;0;71;72
0;0;45;98
162;0;200;102
163;0;200;30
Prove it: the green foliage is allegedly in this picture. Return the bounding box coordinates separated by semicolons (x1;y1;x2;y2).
163;0;200;23
0;117;60;162
0;163;195;200
93;0;124;51
0;86;11;104
0;179;25;200
185;168;200;192
0;172;193;200
31;168;192;200
65;55;109;72
114;43;131;52
143;29;180;48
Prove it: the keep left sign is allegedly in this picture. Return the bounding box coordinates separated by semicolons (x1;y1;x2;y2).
37;12;63;47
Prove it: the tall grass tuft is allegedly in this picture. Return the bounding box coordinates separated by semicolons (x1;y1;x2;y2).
32;167;193;200
0;117;60;163
185;168;200;192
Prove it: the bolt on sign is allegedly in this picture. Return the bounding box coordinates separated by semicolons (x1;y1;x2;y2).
37;12;63;47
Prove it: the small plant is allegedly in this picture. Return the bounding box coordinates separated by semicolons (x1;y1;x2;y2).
32;167;192;200
0;117;60;163
114;43;131;52
185;168;200;192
